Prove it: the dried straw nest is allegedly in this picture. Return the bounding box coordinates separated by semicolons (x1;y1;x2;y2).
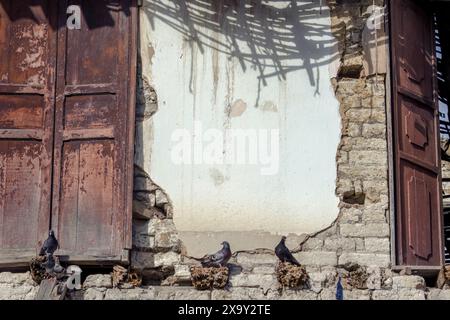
276;262;309;288
30;256;51;285
338;263;369;289
111;265;142;288
190;266;229;290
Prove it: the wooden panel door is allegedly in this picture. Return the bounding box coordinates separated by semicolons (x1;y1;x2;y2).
0;0;56;265
51;0;136;262
391;0;444;267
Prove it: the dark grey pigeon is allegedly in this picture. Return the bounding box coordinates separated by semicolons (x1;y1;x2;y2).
275;236;300;266
200;241;232;268
42;253;56;274
53;256;65;274
39;230;59;256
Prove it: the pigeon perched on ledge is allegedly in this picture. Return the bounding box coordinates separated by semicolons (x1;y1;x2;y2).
39;230;59;256
275;236;300;266
198;241;232;268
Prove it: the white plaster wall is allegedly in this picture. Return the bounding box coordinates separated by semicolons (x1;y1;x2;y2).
139;0;341;248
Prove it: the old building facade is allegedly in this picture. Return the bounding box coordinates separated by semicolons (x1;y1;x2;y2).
1;0;450;300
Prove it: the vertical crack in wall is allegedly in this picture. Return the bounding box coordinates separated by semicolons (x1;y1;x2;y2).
131;57;184;284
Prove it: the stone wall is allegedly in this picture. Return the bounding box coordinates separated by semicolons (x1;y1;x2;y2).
125;0;407;299
2;270;450;300
2;0;450;301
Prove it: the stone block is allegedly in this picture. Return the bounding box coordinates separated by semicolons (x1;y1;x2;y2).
83;274;113;289
293;252;337;267
392;276;425;290
340;223;390;238
338;252;390;267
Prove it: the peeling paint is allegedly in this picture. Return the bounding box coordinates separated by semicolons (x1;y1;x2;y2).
227;99;247;118
140;0;341;244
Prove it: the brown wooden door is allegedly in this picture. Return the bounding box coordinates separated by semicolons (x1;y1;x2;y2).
0;1;136;265
0;0;56;265
51;0;136;262
391;0;444;267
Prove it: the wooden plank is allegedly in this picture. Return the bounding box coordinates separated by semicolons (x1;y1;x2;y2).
35;278;67;300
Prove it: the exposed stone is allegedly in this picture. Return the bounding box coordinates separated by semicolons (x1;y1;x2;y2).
154;230;181;252
155;287;211;300
132;218;181;252
154;252;180;267
230;273;277;291
236;253;277;268
324;237;356;251
371;290;399;300
364;237;390;253
84;288;106;300
392;276;426;290
174;264;191;279
0;272;33;285
338;253;390;267
252;266;276;274
427;288;450;300
339;223;390;238
131;251;154;269
211;287;276;300
338;208;362;224
349;150;387;165
293;252;337;267
133;200;163;219
308;269;337;292
83;274;112;289
134;176;158;193
302;238;324;251
0;283;37;300
134;192;156;207
362;123;386;138
280;289;318;300
104;288;156;300
397;289;426;300
366;266;382;290
343;289;371;300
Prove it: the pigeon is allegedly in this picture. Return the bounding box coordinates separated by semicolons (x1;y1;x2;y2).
275;236;300;266
41;253;64;276
53;255;65;274
199;241;232;268
336;276;344;300
42;253;56;274
39;230;59;256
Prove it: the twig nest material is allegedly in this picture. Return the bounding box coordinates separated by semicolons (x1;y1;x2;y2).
30;256;51;285
111;265;142;288
339;264;368;289
276;262;309;288
190;266;229;290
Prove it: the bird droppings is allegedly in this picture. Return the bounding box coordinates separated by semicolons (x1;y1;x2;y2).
190;266;229;290
275;262;309;288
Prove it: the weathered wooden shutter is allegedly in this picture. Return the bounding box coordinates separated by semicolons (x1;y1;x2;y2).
51;0;136;262
0;0;56;265
0;0;136;265
391;0;444;268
